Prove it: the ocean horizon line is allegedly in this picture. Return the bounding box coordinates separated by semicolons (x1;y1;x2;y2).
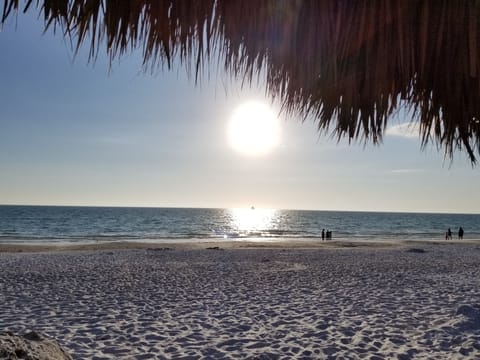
0;204;478;216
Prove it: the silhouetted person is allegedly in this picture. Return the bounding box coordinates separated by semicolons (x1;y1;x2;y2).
447;228;452;240
321;229;325;241
459;227;464;240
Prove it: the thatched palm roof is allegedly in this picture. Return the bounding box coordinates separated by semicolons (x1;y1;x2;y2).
3;0;480;162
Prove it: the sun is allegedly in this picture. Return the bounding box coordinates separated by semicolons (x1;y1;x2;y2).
227;101;281;156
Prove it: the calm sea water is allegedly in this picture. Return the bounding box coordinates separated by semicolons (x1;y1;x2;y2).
0;205;479;244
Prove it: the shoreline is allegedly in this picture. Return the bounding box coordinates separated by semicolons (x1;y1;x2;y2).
1;238;479;253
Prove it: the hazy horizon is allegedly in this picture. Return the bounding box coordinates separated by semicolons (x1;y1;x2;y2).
0;203;479;216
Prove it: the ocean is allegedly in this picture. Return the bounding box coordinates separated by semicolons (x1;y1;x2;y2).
0;205;479;244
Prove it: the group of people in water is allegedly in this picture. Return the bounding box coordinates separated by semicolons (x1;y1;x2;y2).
321;228;332;240
319;227;464;241
446;227;464;240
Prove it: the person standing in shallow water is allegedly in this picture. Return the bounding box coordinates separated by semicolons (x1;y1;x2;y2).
459;227;464;240
447;228;452;240
322;229;325;241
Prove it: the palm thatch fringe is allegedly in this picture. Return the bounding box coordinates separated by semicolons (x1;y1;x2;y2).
3;0;480;162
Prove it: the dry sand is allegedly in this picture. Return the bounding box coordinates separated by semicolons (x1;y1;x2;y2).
1;240;480;359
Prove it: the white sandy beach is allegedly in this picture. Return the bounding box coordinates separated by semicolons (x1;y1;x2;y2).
2;240;480;359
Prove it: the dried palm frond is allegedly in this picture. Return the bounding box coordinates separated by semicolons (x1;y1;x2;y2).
3;0;480;162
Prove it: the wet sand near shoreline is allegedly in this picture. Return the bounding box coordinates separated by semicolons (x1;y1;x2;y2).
0;238;476;253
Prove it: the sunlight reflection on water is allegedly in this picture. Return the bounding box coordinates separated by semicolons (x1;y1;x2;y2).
227;208;277;238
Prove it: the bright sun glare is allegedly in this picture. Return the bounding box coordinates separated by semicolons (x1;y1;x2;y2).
228;101;280;156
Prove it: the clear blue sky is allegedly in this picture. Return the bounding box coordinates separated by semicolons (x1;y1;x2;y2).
1;11;479;213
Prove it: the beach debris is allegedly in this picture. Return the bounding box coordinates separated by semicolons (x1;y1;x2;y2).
148;247;172;252
406;248;426;253
457;304;480;318
0;331;72;360
22;332;42;341
261;257;270;263
206;246;222;250
456;305;480;327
